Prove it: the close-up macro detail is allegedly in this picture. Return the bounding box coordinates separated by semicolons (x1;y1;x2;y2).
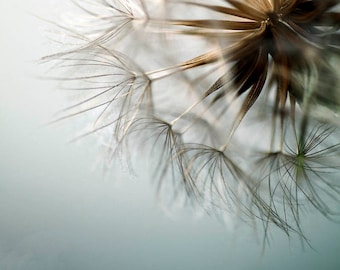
1;0;340;269
45;0;340;244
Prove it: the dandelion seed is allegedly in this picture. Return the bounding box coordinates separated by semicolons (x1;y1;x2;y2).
255;120;340;244
45;0;340;245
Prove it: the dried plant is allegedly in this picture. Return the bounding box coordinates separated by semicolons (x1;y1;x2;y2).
44;0;340;245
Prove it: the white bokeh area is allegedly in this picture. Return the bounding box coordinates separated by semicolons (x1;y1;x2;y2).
0;1;339;270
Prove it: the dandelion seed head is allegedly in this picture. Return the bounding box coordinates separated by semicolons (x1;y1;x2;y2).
45;0;340;246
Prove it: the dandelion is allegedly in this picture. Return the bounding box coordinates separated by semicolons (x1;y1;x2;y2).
45;0;340;244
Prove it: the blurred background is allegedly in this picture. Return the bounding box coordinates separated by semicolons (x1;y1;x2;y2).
0;1;339;269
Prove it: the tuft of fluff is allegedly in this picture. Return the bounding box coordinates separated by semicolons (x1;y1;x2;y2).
44;0;340;246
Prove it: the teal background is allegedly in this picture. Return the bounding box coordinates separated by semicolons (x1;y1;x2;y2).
0;1;339;269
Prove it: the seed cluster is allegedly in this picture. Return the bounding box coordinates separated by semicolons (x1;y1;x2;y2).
45;0;340;244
